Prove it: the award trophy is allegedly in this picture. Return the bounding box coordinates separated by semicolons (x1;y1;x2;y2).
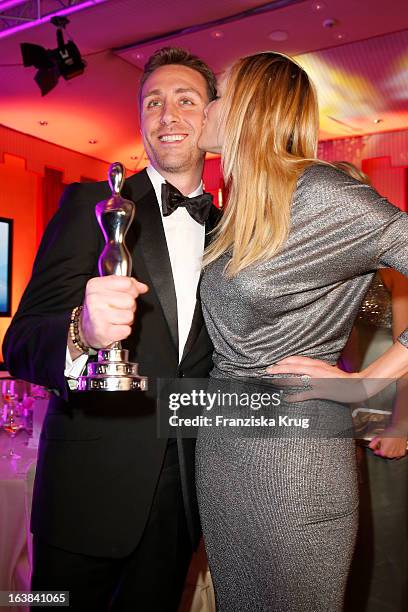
77;162;148;392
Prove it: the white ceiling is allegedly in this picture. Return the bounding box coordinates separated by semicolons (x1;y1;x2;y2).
0;0;407;171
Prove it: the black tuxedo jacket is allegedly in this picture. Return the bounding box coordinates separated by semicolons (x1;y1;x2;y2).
3;169;220;558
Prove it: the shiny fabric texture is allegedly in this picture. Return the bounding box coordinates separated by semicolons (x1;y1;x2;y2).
196;164;408;612
357;271;392;329
197;433;358;612
200;164;408;380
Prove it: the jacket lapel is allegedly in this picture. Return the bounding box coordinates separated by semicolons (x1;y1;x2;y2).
123;170;179;355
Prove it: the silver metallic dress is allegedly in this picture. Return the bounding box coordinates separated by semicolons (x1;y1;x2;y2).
196;165;408;612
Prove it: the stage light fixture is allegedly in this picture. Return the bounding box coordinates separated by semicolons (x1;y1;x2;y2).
20;17;86;96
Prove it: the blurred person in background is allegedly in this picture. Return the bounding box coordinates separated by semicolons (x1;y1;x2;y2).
335;161;408;612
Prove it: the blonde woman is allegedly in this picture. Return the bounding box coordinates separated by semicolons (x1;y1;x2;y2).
195;52;408;612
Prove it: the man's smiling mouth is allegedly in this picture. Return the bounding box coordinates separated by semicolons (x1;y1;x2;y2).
158;134;188;142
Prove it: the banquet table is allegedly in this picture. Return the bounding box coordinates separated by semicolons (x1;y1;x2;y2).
0;430;37;612
0;394;214;612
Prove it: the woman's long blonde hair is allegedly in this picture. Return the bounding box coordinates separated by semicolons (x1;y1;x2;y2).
204;52;320;276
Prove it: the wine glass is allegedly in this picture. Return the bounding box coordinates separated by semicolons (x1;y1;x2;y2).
1;380;24;460
21;394;35;437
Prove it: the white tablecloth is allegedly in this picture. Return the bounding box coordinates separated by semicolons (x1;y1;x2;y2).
0;392;214;612
0;431;37;612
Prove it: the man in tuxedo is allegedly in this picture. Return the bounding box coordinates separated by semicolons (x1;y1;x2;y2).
3;47;218;611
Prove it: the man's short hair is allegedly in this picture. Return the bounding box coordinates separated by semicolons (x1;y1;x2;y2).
139;47;217;103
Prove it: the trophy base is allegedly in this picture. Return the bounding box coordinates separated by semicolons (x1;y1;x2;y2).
76;348;148;392
77;376;147;392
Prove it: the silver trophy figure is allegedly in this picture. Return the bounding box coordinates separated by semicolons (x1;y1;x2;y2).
77;162;147;392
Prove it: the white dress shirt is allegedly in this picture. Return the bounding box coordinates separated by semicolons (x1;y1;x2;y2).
65;165;205;379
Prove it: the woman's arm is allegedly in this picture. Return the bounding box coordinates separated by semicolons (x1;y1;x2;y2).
369;270;408;458
267;172;408;404
380;269;408;343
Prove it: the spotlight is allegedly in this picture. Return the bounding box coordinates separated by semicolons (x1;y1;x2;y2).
21;17;86;96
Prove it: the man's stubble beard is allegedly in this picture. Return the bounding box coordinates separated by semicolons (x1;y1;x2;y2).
148;143;204;175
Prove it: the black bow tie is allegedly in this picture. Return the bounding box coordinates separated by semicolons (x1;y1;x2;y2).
161;182;213;225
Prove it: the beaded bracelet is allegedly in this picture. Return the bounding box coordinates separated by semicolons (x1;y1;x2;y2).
69;305;92;355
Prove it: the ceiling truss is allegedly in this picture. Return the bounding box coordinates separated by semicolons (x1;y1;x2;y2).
0;0;107;39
